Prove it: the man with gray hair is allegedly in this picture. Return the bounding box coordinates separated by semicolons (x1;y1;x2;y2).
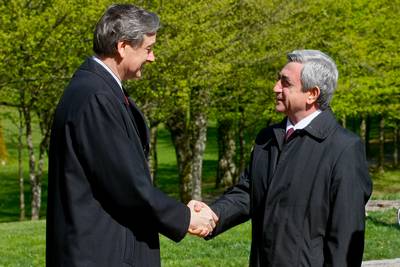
46;4;217;266
194;49;372;266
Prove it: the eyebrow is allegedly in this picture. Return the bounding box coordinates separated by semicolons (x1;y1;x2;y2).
278;73;290;82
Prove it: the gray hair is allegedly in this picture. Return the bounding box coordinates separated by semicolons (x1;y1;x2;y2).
287;50;338;110
93;4;160;57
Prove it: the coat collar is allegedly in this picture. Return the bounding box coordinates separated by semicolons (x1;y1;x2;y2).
79;58;150;159
302;108;338;140
272;108;338;150
79;57;126;105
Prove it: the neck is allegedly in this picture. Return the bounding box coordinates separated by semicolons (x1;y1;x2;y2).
288;106;319;125
96;55;122;81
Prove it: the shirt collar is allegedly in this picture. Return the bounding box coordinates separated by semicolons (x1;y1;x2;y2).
286;109;322;132
92;56;123;90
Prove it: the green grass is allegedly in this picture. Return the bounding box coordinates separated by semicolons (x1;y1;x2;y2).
0;209;399;266
0;220;45;267
370;169;400;200
160;222;251;267
364;208;400;260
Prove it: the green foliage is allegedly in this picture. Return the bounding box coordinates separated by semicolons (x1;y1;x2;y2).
0;0;110;107
0;0;398;138
0;0;115;219
128;0;400;161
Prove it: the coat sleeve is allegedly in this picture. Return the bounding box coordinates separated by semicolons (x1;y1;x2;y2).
324;139;372;266
72;93;190;242
206;166;251;239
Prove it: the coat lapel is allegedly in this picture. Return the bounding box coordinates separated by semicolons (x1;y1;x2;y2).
80;57;150;159
126;97;150;159
265;109;339;205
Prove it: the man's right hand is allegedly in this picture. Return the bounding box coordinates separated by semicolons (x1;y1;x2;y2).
187;200;219;237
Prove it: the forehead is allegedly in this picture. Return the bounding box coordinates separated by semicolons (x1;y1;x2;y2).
280;62;303;79
141;34;156;47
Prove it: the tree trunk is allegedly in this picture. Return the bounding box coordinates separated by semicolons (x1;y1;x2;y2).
238;109;246;174
342;114;347;128
18;109;25;221
167;87;209;203
23;106;41;220
378;116;385;173
149;124;158;186
216;118;236;188
167;114;193;204
393;122;398;167
0;122;8;165
191;111;207;201
24;105;50;221
365;115;371;157
360;115;366;144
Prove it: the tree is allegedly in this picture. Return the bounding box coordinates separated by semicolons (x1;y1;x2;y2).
0;0;109;219
0;121;8;165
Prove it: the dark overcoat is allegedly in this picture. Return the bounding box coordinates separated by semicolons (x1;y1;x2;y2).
46;58;190;267
208;109;372;267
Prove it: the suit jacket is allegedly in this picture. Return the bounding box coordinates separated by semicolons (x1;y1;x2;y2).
208;108;372;267
46;57;190;267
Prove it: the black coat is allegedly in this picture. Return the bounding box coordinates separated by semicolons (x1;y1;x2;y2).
209;109;372;267
46;58;190;267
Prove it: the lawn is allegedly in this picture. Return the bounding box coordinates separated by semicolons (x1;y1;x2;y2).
0;208;399;266
370;169;400;200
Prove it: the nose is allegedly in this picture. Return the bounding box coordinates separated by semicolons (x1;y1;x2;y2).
273;81;282;93
146;50;155;62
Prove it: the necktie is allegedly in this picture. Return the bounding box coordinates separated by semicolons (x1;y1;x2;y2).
122;88;130;106
285;128;295;142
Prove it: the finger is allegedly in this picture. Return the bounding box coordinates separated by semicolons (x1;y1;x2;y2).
187;200;195;209
188;227;202;235
206;222;213;233
199;228;209;237
190;226;207;237
211;210;219;223
209;218;216;229
194;202;204;212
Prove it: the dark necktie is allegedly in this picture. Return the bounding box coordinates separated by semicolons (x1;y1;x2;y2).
122;88;130;106
285;128;295;142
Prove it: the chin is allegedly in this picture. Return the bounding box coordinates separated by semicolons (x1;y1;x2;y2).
275;105;286;113
128;73;141;80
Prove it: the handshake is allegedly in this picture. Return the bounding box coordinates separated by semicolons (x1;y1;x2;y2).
187;200;219;237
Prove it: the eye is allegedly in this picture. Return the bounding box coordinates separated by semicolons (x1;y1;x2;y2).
283;81;291;87
281;78;291;87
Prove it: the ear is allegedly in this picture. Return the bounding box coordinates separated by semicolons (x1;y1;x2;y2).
306;86;320;105
116;41;128;58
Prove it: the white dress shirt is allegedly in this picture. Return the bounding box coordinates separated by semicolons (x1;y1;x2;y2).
92;56;123;91
286;110;322;133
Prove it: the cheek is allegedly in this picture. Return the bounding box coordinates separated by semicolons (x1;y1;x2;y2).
130;58;142;70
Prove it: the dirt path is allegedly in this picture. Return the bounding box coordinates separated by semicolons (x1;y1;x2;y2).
362;258;400;267
366;200;400;211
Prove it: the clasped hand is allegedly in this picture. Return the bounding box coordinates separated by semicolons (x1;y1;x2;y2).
187;200;219;237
